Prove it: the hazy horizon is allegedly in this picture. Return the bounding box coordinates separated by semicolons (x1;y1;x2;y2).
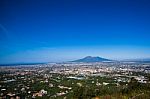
1;54;150;64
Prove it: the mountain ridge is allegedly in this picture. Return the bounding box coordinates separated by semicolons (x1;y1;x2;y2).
71;56;111;62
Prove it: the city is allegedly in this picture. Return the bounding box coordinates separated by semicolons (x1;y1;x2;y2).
0;59;150;99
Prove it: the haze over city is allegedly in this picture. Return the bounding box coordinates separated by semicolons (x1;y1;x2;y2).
0;0;150;64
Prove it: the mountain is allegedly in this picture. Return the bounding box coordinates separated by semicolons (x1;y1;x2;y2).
71;56;111;62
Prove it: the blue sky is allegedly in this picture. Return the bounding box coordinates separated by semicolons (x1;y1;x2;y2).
0;0;150;63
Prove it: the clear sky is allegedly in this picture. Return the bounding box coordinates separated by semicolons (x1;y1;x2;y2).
0;0;150;64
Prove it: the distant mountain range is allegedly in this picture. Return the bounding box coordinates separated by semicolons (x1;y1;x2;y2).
71;56;111;62
122;58;150;62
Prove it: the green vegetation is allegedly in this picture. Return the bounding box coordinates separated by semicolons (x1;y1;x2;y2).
1;71;150;99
